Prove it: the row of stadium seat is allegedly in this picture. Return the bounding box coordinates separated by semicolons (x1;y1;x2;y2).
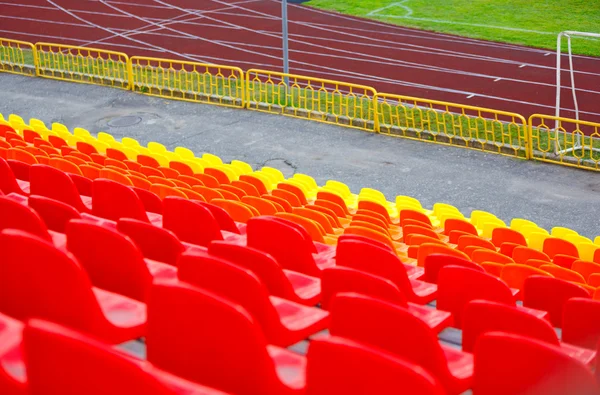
1;112;600;394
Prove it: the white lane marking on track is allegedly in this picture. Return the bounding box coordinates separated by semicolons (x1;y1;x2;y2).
466;94;475;99
494;78;502;82
544;52;552;56
519;64;527;68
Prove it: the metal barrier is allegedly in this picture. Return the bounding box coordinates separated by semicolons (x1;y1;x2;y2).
529;114;600;171
0;38;36;76
376;93;529;158
35;43;129;89
130;57;245;108
246;69;377;131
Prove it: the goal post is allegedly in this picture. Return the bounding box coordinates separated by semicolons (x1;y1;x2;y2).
554;30;600;154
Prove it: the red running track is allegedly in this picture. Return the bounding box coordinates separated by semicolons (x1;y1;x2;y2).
1;0;599;123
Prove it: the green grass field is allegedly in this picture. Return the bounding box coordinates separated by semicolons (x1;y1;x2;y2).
307;0;600;57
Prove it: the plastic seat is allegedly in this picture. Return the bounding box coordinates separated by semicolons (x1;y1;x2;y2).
543;237;579;259
577;243;600;262
263;194;293;213
30;164;91;212
473;332;599;395
138;154;161;168
403;224;441;243
571;259;600;282
67;220;176;302
330;293;470;394
209;241;321;306
539;264;585;284
246;216;332;277
294;207;337;234
211;198;256;223
92;179;150;222
147;281;307;395
491;227;527;247
471;249;514;265
240;174;268;195
198;201;241;234
205;168;230;184
317;191;351;215
417;243;469;268
0;229;146;344
116;218;184;266
462;300;595;366
169;161;194;176
70;173;93;197
242;196;279;215
437;265;547;327
133;187;163;214
512;246;551;264
0;157;28;195
162;197;223;247
444;218;477;237
314;198;347;218
500;264;553;292
562;298;600;349
28;195;81;233
0;196;56;244
276;212;327;243
336;239;435;304
178;249;329;346
422;254;484;284
457;235;495;253
8;147;38;165
150;184;187;200
231;180;260;197
8;159;31;181
523;276;591;327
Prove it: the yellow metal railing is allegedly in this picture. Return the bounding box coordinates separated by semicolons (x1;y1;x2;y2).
529;114;600;171
246;69;378;131
376;93;529;158
130;57;245;108
0;38;36;76
5;37;600;172
35;43;129;89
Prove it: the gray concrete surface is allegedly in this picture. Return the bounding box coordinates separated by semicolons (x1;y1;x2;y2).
1;73;599;238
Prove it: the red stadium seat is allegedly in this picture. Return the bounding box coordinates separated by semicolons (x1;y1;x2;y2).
491;227;527;247
92;179;152;222
444;218;477;236
523;276;590;327
23;319;230;395
30;164;91;213
562;298;600;350
209;241;322;306
462;300;595;365
305;336;445;395
336;239;436;304
0;196;56;244
473;332;599;395
198;201;241;234
147;281;306;395
543;237;579;259
162;197;223;246
28;195;81;233
329;293;471;394
0;157;28;195
0;229;145;344
66;220;176;302
422;254;484;284
0;311;25;395
512;246;551;264
320;267;451;333
178;249;329;347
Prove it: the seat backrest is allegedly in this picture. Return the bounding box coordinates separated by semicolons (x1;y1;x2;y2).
277;182;307;205
242;196;279;215
336;239;411;293
344;225;396;252
337;234;395;253
357;200;392;224
28;195;81;233
306;336;444;395
500;264;553;291
399;209;432;227
294;207;335;234
247;216;319;276
132;187;163;214
211;199;255;224
330;293;452;387
24;319;177;395
0;196;52;241
437;265;515;327
462;300;559;352
67;220;151;301
316;191;350;215
473;332;599;395
543;237;579;259
30;164;88;212
491;227;527;247
314;199;346;218
444;218;477;236
209;241;292;298
457;235;495;252
117;218;183;267
48;157;82;176
0;229;104;333
562;298;600;350
471;249;514;265
523;276;590;327
403;224;439;242
320;267;407;310
422;254;484;284
197;202;240;234
178;250;280;342
276;212;325;242
512;246;551;264
92;179;149;221
147;282;283;395
571;260;600;283
417;243;470;267
539;264;585;284
162;197;223;246
0;157;25;194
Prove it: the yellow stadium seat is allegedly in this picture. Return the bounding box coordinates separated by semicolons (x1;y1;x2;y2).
181;159;204;174
551;226;579;239
122;137;141;148
261;166;285;183
433;203;462;218
148;152;169;167
255;170;278;185
595;236;600;246
148;141;167;153
510;218;537;231
52;122;72;138
470;210;498;228
221;163;242;178
174;146;195;159
577;243;600;262
66;135;86;147
360;188;387;203
0;113;5;122
528;232;550;251
29;118;47;130
214;165;237;182
9;114;25;125
293;173;319;191
136;146;152;156
73;127;92;139
479;218;507;238
90;140;110;154
231;160;253;175
520;225;549;239
248;172;274;191
202;153;223;166
189;157;211;168
285;178;313;199
162;151;182;162
97;132;116;143
565;234;593;245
